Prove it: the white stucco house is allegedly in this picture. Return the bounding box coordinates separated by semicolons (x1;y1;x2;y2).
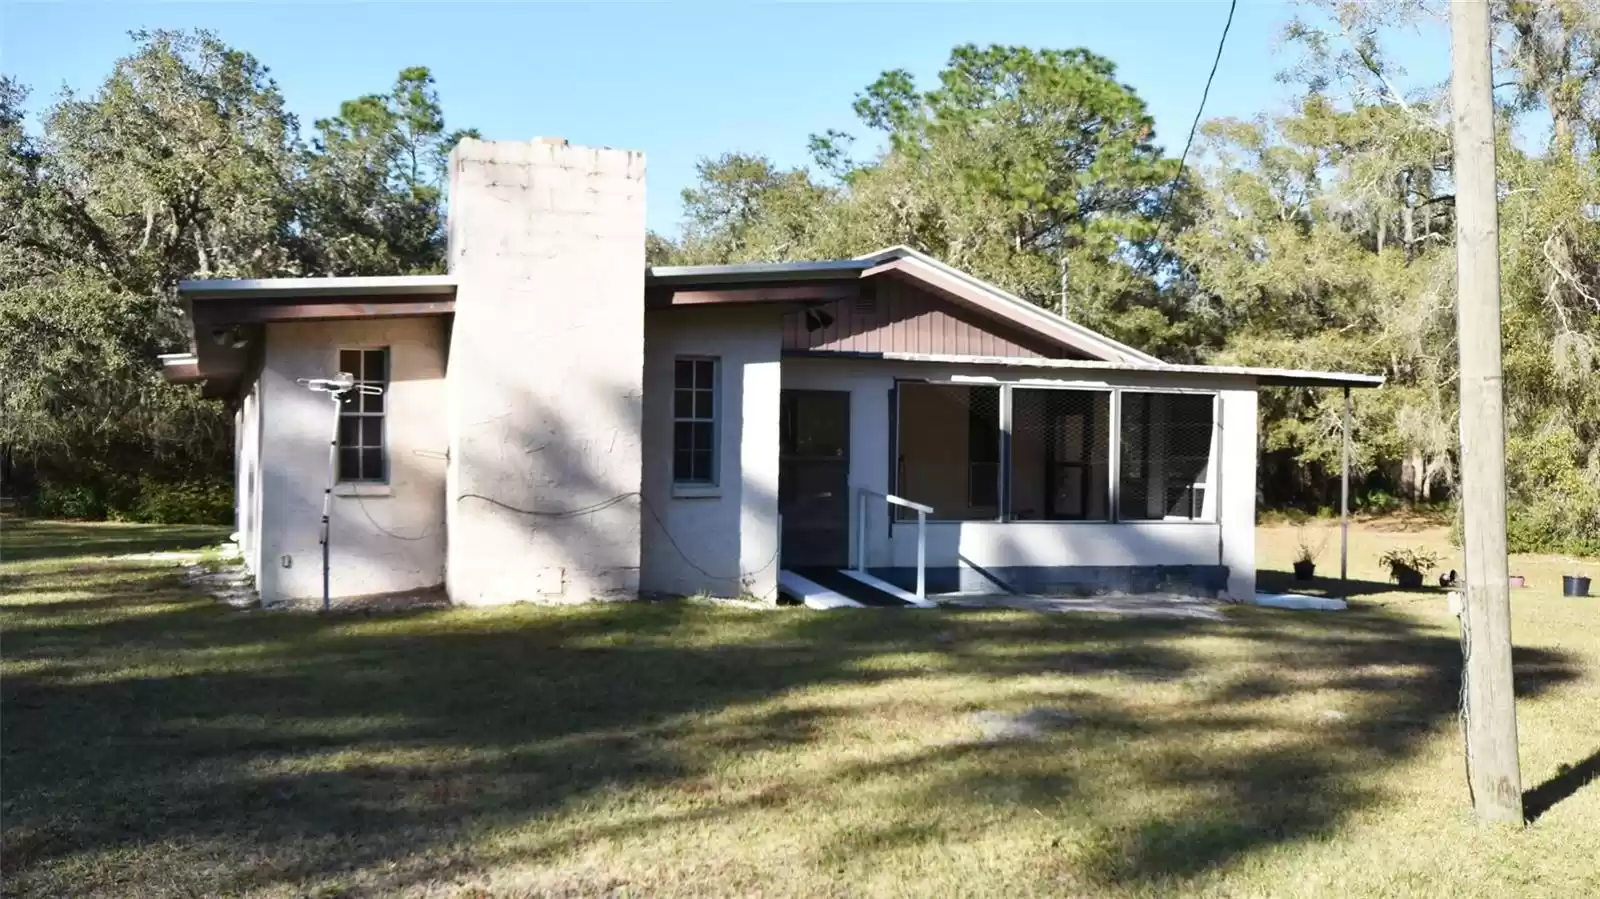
161;137;1381;609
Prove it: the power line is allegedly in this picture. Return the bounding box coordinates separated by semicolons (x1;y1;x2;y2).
1165;0;1239;217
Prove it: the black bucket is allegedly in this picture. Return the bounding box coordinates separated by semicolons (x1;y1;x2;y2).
1563;575;1592;598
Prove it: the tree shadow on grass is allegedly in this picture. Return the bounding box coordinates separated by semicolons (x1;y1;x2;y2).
763;604;1581;889
0;518;231;563
0;564;1583;896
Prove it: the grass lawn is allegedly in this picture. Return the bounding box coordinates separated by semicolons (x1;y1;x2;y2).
0;517;231;563
2;517;1598;897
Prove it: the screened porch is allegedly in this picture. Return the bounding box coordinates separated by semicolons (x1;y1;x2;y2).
892;382;1220;526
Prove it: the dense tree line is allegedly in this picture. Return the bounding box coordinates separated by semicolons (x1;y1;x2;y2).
0;30;474;520
650;1;1600;555
4;6;1598;554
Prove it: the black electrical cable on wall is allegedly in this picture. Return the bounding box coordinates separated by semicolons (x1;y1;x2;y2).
456;491;780;594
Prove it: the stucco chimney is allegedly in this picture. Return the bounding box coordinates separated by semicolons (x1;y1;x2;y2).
444;138;646;604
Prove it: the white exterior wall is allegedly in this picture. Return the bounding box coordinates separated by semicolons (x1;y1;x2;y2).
639;307;782;600
1219;388;1258;599
782;357;1260;600
255;317;449;603
235;376;265;580
445;139;647;605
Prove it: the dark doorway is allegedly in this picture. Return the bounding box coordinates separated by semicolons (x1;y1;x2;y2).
780;389;850;568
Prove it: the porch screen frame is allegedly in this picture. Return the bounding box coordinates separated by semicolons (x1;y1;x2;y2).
1113;386;1222;524
890;378;1222;526
1003;383;1115;524
891;379;1003;523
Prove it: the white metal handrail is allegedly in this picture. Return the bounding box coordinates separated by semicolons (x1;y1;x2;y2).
855;487;934;599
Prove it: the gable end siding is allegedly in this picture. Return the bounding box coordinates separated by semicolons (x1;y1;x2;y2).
780;278;1086;359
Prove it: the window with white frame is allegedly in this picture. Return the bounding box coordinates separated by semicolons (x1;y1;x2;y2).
337;348;388;483
673;357;717;484
1117;391;1216;521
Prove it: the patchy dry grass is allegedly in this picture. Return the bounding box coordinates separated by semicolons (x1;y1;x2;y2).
0;516;230;563
2;519;1598;897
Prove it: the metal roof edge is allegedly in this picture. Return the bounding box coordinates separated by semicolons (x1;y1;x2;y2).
179;274;457;300
646;258;874;284
157;352;203;384
784;349;1386;388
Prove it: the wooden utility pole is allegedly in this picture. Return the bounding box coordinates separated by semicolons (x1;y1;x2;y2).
1449;0;1523;825
1340;386;1351;585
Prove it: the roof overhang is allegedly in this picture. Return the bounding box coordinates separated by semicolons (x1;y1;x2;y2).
183;274;455;326
645;260;870;309
645;246;1163;366
784;350;1385;389
160;251;1382;400
647;259;874;286
178;274;457;301
168;274;457;398
649;281;862;307
158;352;201;384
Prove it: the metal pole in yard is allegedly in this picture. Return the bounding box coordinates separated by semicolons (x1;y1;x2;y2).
1450;0;1523;825
320;392;340;613
299;373;383;615
1341;386;1351;587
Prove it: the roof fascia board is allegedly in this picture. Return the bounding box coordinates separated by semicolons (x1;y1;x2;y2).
784;349;1385;388
191;297;455;326
180;274;456;300
647;281;860;307
647;259;874;285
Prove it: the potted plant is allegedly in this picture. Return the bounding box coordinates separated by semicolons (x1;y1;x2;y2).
1292;528;1327;581
1379;547;1440;589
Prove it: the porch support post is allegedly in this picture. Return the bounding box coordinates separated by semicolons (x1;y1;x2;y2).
916;508;927;600
998;386;1012;522
1108;389;1121;522
1340;386;1351;587
856;488;867;573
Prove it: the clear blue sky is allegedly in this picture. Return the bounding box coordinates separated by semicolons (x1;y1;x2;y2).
0;1;1449;232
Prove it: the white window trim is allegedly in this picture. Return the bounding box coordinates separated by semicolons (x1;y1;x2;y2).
672;355;720;491
336;345;390;485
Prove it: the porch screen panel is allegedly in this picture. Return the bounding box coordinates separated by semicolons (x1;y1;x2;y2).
1010;388;1111;520
1118;392;1217;521
895;383;1001;521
